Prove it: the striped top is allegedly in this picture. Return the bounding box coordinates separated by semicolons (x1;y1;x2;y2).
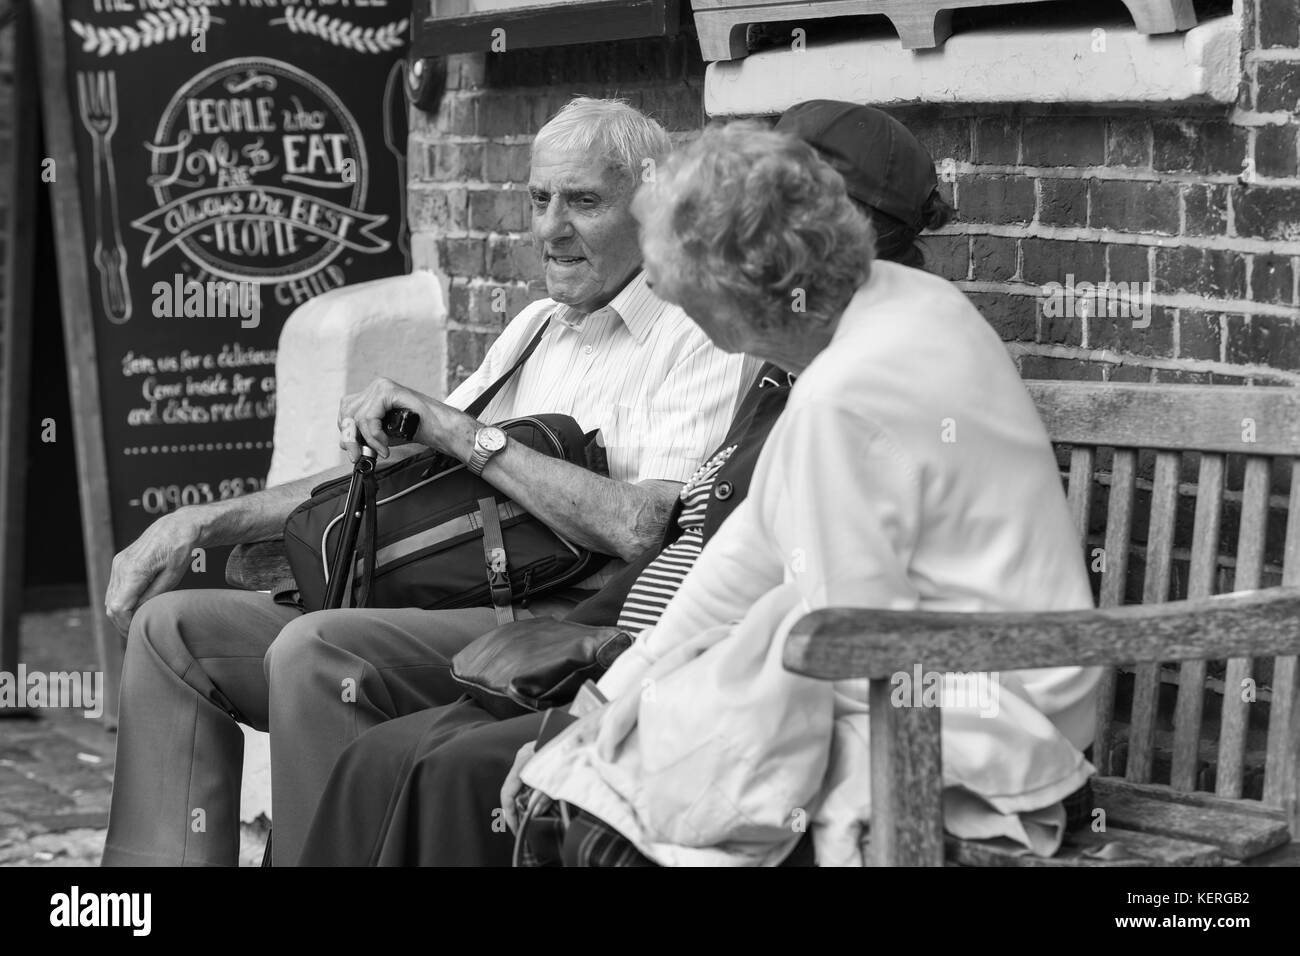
617;445;738;634
445;271;757;589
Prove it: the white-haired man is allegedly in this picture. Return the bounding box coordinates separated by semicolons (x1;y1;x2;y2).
102;97;757;866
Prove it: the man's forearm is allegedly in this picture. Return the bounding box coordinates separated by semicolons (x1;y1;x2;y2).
479;435;679;561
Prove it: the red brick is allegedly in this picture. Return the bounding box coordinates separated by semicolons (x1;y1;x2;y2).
1152;120;1248;175
973;117;1019;165
484;143;532;183
1022;117;1105;167
1259;0;1300;50
409;187;469;232
486;235;542;281
1021;238;1105;286
476;92;538;138
970;234;1017;282
1038;292;1083;347
1106;119;1150;168
1225;315;1300;369
1090;180;1180;235
438;237;486;277
1092;306;1174;357
430;94;477;137
1251;254;1295;305
957;174;1035;224
1154;247;1247;299
1178;310;1225;361
900;114;973;164
1183;184;1229;236
1107;243;1151;286
922;234;969;281
1107;364;1154;383
423;141;484;182
469;188;530;232
1233;185;1300;241
1038;178;1088;227
1019;356;1105;381
1257;62;1300;113
447;279;472;323
966;292;1035;341
1153;368;1213;385
447;329;496;388
1255;124;1299;179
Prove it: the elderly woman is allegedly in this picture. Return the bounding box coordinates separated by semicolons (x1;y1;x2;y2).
511;122;1101;866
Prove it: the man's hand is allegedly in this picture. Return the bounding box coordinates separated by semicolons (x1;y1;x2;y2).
104;511;204;636
337;377;477;463
499;740;537;834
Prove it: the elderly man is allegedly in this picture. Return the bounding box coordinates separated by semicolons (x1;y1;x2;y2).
102;97;756;866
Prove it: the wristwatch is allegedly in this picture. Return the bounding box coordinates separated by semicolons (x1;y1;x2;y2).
466;425;508;476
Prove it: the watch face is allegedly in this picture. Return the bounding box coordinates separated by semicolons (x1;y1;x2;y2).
479;427;508;452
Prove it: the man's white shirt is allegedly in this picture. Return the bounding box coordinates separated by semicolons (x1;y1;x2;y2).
445;270;759;586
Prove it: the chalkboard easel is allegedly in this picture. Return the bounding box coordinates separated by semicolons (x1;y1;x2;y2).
8;0;412;727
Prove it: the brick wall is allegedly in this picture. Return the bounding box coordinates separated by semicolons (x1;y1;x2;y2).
897;0;1300;390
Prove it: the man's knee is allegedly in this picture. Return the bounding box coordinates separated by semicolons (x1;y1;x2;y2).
265;610;354;694
123;590;216;681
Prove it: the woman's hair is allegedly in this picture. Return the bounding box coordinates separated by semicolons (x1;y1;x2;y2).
533;96;671;184
862;190;955;269
633;121;875;333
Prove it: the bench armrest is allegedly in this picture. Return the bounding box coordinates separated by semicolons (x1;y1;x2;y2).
225;539;295;593
782;587;1300;867
784;588;1300;681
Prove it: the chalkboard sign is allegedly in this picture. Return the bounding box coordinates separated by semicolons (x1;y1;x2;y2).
31;0;412;713
53;0;410;560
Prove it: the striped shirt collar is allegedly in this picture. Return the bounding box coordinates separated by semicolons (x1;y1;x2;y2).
549;270;661;343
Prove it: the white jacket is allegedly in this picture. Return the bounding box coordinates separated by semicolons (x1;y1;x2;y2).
522;262;1100;866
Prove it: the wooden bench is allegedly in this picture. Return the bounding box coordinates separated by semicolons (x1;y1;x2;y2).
692;0;1198;61
785;382;1300;866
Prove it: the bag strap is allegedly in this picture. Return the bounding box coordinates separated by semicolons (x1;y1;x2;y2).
479;496;515;626
354;469;379;608
465;317;551;420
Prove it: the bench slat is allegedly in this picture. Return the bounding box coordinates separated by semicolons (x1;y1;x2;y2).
1091;776;1287;822
1097;785;1290;859
1067;447;1094;540
1029;382;1300;455
1172;453;1224;790
1128;451;1180;783
1095;449;1137;774
1217;457;1271;797
948;828;1222;867
1264;460;1300;831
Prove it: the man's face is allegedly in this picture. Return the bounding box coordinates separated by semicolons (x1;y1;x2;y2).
529;146;643;313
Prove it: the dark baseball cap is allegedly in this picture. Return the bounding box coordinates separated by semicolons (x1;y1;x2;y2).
775;100;939;234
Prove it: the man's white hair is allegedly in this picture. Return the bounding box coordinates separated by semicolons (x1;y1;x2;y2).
533;96;671;179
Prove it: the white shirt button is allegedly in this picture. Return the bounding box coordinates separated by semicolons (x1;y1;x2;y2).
584;345;594;355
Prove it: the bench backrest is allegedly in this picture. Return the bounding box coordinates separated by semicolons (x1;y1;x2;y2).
1028;381;1300;827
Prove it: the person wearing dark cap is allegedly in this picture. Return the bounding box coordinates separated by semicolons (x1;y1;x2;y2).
776;99;953;267
294;103;963;867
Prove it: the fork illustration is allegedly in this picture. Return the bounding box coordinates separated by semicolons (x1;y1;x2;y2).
77;70;131;324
